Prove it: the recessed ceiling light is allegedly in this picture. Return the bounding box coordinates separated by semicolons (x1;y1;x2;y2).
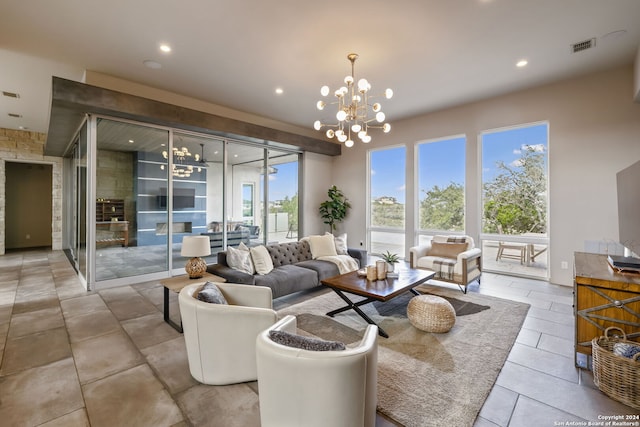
128;139;134;144
516;59;528;68
160;44;172;53
143;60;162;69
19;126;28;130
275;87;284;95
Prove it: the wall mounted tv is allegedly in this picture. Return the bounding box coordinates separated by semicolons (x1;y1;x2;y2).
612;159;640;269
157;187;195;210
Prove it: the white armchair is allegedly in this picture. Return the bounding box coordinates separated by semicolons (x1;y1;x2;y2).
256;315;378;427
178;282;278;385
409;235;482;293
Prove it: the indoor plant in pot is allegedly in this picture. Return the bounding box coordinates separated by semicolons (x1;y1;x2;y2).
319;185;351;233
381;250;400;273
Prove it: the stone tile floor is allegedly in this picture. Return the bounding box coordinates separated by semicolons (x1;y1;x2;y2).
0;249;636;426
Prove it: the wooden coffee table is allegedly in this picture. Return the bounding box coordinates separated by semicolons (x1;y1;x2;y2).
321;268;436;338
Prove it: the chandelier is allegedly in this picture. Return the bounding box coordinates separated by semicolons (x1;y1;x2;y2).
314;53;393;147
161;146;201;178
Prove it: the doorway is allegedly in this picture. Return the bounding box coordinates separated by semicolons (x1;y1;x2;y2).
6;162;53;249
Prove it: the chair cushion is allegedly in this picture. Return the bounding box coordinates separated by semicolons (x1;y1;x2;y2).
269;330;345;351
197;282;228;304
429;242;467;258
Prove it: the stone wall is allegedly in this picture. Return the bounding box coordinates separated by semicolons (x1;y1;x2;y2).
0;128;63;254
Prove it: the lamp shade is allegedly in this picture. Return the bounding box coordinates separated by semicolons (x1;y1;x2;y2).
181;236;211;257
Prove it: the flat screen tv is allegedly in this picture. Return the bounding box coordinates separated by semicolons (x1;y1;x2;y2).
157;187;195;210
611;159;640;269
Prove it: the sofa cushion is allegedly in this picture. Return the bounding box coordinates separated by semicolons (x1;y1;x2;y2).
251;245;274;275
269;330;345;351
267;241;313;267
295;259;341;281
226;243;254;274
429;242;467;259
309;234;338;258
254;265;319;298
333;233;348;255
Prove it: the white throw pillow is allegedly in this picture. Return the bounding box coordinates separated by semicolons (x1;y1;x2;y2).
333;232;348;255
226;244;254;275
250;245;274;275
309;234;338;259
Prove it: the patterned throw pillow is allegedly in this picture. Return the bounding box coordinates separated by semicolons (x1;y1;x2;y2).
196;282;228;304
333;232;348;255
613;342;640;359
226;243;254;274
269;330;346;351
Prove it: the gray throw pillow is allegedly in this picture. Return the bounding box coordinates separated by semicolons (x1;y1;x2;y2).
269;330;346;351
197;282;228;304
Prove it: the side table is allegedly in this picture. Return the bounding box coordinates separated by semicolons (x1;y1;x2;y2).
160;272;225;332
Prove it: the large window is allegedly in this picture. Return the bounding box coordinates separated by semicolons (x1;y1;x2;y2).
369;146;406;256
480;122;549;279
416;135;466;244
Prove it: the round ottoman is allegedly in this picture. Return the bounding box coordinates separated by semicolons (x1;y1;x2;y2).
407;295;456;333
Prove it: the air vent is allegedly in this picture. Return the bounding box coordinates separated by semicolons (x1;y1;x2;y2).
2;91;20;98
571;38;596;53
8;113;23;118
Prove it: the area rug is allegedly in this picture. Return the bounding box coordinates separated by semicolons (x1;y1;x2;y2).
277;284;530;427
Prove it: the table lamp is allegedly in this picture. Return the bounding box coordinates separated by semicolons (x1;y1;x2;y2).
181;236;211;279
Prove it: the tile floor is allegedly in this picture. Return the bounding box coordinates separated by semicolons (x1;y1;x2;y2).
0;249;636;426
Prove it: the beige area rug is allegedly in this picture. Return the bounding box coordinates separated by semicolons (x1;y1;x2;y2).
277;284;530;427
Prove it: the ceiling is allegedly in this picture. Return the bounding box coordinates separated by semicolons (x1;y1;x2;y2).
1;0;639;138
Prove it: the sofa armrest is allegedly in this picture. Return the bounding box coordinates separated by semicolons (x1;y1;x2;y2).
457;247;482;262
207;264;256;285
347;248;368;268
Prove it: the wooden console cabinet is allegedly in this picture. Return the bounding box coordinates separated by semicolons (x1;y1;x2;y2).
574;251;640;369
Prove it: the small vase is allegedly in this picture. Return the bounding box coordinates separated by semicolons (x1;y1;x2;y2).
376;260;387;280
386;263;395;274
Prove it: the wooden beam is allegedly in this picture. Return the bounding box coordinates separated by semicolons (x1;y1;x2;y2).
46;77;340;157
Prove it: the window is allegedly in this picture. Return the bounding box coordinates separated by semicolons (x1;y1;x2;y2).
416;135;466;244
369;146;406;256
480;122;549;279
242;183;254;222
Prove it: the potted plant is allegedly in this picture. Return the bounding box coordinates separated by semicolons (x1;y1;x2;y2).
381;250;400;273
319;185;351;233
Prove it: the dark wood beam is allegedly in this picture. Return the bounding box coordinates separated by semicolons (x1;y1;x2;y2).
46;77;340;157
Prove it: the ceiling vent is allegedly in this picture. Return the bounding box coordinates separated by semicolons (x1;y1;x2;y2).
571;38;596;53
8;113;23;118
2;91;20;98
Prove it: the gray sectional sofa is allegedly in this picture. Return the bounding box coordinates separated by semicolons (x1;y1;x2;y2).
207;240;367;298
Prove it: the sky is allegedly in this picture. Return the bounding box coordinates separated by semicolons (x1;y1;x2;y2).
371;123;549;204
266;161;298;201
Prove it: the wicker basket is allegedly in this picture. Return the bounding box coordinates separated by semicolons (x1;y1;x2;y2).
591;327;640;410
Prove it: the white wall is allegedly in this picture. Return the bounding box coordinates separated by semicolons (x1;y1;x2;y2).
332;64;640;286
301;152;335;237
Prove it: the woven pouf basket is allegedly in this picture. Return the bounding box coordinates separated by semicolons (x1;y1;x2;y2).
407;295;456;333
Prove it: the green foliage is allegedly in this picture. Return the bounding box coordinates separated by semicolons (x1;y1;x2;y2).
278;194;298;230
380;250;400;264
419;182;464;231
371;200;404;228
319;186;351;231
483;146;547;234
